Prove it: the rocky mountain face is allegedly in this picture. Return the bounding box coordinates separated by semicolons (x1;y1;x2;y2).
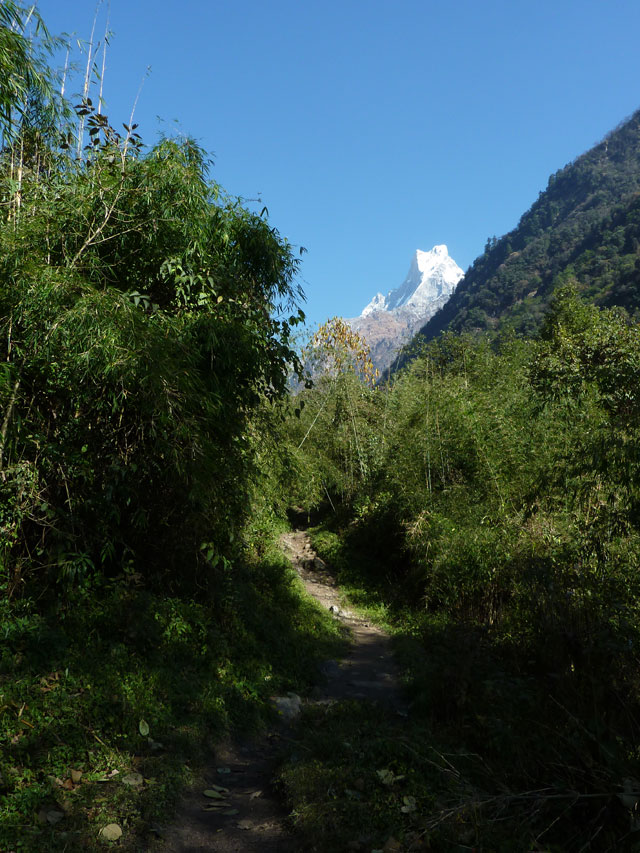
347;245;463;373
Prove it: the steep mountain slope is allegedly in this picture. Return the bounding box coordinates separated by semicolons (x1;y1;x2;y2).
417;109;640;342
348;245;463;372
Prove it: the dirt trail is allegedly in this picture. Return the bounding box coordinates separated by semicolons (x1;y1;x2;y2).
280;530;406;713
158;530;405;852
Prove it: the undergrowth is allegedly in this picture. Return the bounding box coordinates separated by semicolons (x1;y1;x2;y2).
0;537;345;851
278;524;640;852
280;292;640;850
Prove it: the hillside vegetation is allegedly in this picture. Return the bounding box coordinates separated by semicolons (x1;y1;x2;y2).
417;109;640;342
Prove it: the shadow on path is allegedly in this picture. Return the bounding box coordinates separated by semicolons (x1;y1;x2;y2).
158;530;405;852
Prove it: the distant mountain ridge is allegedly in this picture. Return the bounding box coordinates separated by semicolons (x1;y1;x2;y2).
414;109;640;345
348;245;463;373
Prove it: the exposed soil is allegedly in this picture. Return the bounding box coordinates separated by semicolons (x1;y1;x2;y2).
280;530;406;713
154;735;297;853
158;530;405;852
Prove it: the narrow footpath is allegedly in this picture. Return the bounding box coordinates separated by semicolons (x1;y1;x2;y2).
280;530;406;713
158;530;406;852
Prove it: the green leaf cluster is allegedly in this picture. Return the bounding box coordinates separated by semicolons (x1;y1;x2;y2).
0;54;304;596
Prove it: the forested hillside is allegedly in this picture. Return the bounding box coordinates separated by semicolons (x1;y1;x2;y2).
417;109;640;341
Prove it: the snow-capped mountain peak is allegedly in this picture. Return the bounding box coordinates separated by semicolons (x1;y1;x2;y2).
348;245;464;375
361;291;386;316
361;245;463;318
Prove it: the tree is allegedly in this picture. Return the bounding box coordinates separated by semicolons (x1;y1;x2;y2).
303;317;378;386
0;102;306;596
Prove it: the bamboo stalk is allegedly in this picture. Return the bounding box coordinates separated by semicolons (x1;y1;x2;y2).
98;1;110;113
15;129;24;220
0;373;21;480
60;41;71;98
123;68;149;157
297;377;336;449
77;1;102;158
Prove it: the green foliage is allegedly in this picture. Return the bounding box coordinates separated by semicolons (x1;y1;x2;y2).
6;5;640;849
287;371;383;508
0;2;62;146
0;16;323;847
0;106;305;595
0;543;345;851
285;320;384;510
279;704;444;852
290;292;640;849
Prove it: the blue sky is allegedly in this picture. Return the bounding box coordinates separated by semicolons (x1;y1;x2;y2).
37;0;640;329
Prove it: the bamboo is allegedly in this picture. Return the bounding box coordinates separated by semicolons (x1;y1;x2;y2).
15;128;24;219
123;67;148;157
77;1;101;158
0;373;21;480
98;1;110;113
60;41;70;98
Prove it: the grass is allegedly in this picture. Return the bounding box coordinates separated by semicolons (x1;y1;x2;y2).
0;538;346;851
275;520;640;852
279;702;441;852
307;527;394;628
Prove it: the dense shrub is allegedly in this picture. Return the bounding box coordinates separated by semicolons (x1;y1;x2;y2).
290;289;640;847
0;75;304;599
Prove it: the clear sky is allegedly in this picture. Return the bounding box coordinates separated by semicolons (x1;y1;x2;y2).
36;0;640;329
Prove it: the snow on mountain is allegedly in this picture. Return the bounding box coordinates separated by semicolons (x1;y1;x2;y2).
361;245;463;318
348;245;464;374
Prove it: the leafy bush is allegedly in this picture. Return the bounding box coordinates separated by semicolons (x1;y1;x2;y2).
0;114;304;597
